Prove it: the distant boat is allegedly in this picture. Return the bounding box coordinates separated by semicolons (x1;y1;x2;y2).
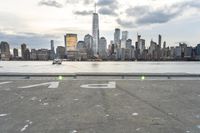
52;59;62;65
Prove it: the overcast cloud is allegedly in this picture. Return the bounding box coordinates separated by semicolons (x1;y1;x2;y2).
38;0;63;8
0;0;200;48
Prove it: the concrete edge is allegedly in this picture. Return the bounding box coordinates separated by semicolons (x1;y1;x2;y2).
0;72;200;77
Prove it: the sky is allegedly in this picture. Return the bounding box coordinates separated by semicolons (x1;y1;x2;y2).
0;0;200;49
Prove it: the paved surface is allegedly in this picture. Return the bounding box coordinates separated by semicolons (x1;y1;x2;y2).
0;79;200;133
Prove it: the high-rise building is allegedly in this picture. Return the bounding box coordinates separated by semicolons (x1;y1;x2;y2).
92;12;99;56
64;34;78;52
37;49;49;60
99;37;107;59
196;44;200;56
114;28;120;48
163;41;166;49
56;46;65;59
126;39;132;49
0;41;10;60
149;40;157;59
24;48;30;60
84;34;93;58
51;40;54;51
136;34;141;50
121;31;128;48
21;43;27;59
77;41;87;60
140;39;146;53
84;34;93;49
30;49;37;60
50;40;55;60
77;41;86;50
158;34;162;48
13;48;18;57
175;46;182;59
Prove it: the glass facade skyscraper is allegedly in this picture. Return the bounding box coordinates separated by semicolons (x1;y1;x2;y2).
92;12;99;56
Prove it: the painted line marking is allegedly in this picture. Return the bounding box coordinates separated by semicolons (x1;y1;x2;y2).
80;81;116;89
18;82;59;89
0;81;12;85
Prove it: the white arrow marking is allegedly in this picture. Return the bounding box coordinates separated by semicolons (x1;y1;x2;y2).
18;82;59;89
80;82;116;89
0;81;12;85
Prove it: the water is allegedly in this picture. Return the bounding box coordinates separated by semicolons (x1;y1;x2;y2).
0;61;200;74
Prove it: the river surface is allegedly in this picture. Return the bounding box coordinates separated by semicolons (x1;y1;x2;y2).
0;61;200;74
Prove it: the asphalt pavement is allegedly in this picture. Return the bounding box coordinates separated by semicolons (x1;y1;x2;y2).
0;79;200;133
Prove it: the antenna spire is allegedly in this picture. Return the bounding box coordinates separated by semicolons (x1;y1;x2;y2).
94;3;97;13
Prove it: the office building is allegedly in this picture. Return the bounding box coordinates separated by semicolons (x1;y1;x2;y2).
121;31;128;48
84;34;93;49
37;49;49;60
77;41;87;60
0;41;10;60
30;49;37;60
77;41;86;50
175;46;182;59
24;48;30;60
126;39;132;49
92;11;99;56
21;43;27;59
114;28;120;48
56;46;65;59
13;48;18;57
84;34;93;58
158;34;162;48
99;37;107;59
50;40;55;60
140;39;145;53
64;34;78;51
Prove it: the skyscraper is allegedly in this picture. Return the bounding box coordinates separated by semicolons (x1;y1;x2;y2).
99;37;107;59
56;46;65;59
84;34;93;58
92;9;99;56
64;34;78;51
0;41;10;60
21;43;27;59
51;40;55;53
13;48;18;57
24;48;30;60
50;40;55;60
121;31;128;48
158;34;162;48
126;39;132;49
114;28;120;48
84;34;93;50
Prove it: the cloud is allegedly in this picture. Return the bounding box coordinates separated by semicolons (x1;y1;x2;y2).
96;0;119;16
116;18;135;28
66;0;93;5
66;0;79;4
98;7;117;16
126;6;150;17
74;10;93;16
117;0;200;28
39;0;63;8
83;0;94;5
136;9;181;25
97;0;118;8
0;31;61;49
97;0;115;6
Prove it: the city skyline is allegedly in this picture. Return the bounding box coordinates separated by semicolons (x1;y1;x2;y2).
0;0;200;48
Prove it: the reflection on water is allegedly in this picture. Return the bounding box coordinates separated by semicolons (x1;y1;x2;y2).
0;61;200;74
91;63;99;67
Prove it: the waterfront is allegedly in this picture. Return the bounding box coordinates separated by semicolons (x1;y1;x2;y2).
0;61;200;74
